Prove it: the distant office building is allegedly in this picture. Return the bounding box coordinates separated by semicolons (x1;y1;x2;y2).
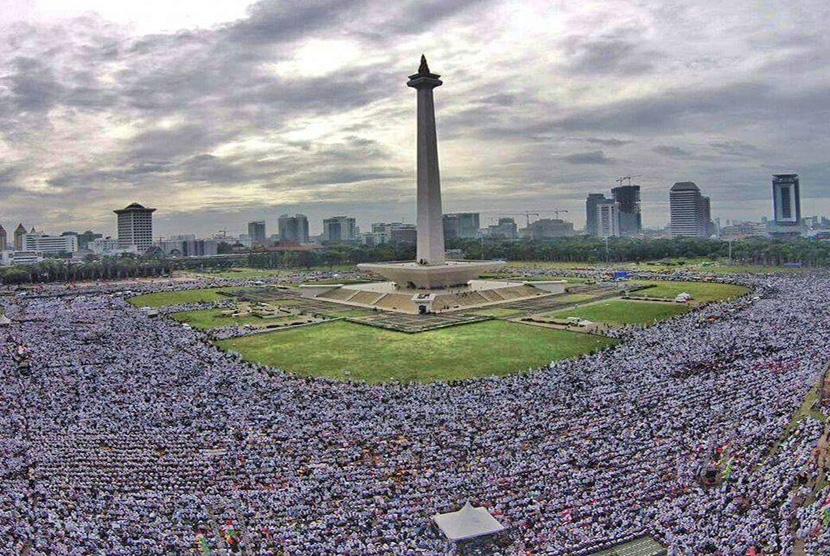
390;225;417;244
771;174;801;237
670;182;710;238
89;237;138;256
61;230;103;250
611;185;642;236
0;224;6;251
370;222;417;245
443;213;480;240
486;217;518;239
585;194;606;236
699;195;714;237
78;230;103;249
322;216;358;242
596;199;621;238
248;221;267;245
159;239;219;257
114;203;156;252
237;234;252;248
23;233;78;255
278;214;310;244
0;250;43;267
523;218;575;240
14;224;26;250
720;221;768;240
91;237;119;255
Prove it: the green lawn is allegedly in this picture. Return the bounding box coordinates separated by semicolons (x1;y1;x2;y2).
468;307;526;318
129;288;240;308
170;309;278;330
218;320;616;383
631;281;749;303
548;299;691;326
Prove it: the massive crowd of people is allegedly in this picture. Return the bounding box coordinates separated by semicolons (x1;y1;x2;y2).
1;271;829;554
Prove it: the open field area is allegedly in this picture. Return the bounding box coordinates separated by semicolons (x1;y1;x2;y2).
169;309;302;330
219;320;616;383
467;307;526;318
546;299;692;326
129;288;240;308
632;281;749;303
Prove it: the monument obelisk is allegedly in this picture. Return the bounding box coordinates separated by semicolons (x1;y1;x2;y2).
357;56;504;291
408;55;445;265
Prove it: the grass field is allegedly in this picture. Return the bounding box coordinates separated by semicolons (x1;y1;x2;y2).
468;307;526;318
548;299;691;326
632;281;749;303
129;288;240;308
219;320;616;383
170;309;275;330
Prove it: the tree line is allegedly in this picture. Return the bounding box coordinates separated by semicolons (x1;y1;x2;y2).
1;237;827;284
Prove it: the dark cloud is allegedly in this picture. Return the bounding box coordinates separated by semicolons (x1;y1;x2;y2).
709;141;762;157
0;0;828;234
562;25;660;75
560;150;616;165
585;137;632;147
228;0;364;45
653;145;692;158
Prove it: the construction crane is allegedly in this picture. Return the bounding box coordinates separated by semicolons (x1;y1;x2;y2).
615;175;641;187
497;210;569;227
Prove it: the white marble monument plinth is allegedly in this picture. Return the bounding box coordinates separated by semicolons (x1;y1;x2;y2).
358;260;505;290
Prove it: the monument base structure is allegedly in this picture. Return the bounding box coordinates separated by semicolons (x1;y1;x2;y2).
300;278;561;315
357;259;505;290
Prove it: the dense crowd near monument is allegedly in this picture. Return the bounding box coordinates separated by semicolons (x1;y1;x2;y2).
1;271;830;554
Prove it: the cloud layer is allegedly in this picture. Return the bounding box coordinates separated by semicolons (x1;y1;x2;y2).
0;0;828;236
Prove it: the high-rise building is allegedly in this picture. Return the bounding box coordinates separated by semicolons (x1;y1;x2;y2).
370;222;417;245
322;216;358;242
522;218;575;239
77;230;103;249
585;194;607;236
443;212;480;240
772;174;801;229
23;233;79;254
596;199;620;238
277;214;309;244
669;182;710;238
114;203;156;252
61;230;103;251
14;224;27;250
159;238;219;257
699;195;714;237
247;221;267;245
611;185;642;236
485;217;518;239
0;224;6;251
390;225;417;244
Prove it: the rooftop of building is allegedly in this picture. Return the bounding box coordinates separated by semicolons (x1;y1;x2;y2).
114;202;156;214
671;181;700;191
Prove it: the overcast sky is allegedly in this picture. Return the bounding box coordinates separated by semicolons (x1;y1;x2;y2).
0;0;828;238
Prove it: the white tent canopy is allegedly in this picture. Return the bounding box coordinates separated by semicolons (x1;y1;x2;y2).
432;502;505;542
0;315;11;326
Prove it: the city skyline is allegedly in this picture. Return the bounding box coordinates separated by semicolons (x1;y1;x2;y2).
0;0;828;237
